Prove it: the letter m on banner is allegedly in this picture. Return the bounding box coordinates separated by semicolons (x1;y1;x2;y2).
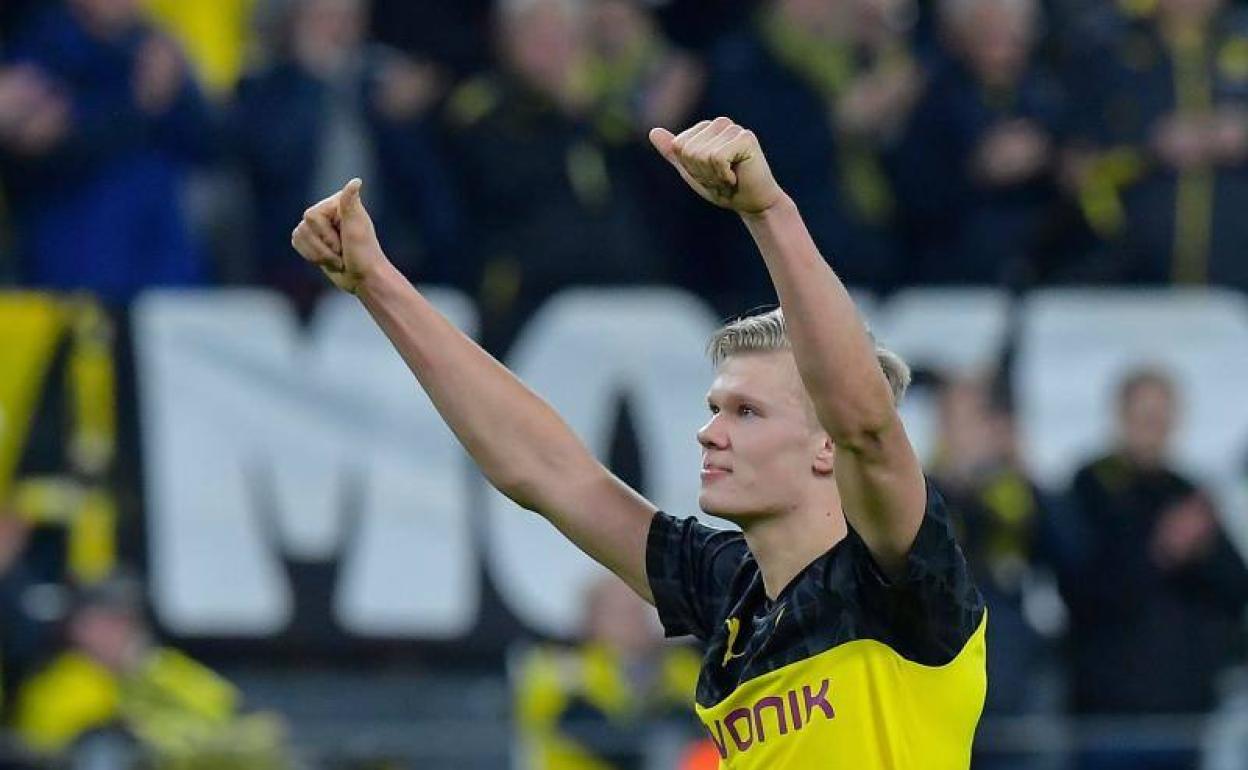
133;289;478;639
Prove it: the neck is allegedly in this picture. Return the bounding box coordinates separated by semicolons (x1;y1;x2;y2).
739;491;848;601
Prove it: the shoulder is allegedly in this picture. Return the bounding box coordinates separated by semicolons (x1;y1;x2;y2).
649;511;747;557
646;512;754;640
844;481;986;665
647;511;752;591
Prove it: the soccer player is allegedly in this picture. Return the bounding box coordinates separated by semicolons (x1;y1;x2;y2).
291;117;987;768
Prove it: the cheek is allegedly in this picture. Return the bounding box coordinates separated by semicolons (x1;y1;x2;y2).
737;424;809;475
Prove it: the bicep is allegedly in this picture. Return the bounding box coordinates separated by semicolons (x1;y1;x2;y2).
531;466;659;604
834;412;927;579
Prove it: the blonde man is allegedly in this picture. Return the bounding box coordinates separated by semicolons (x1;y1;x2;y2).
291;117;986;768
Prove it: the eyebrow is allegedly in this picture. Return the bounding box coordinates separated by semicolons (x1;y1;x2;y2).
706;388;770;408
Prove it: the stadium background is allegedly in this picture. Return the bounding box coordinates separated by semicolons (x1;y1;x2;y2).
2;0;1248;767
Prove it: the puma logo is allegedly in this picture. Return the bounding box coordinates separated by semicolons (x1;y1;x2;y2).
722;605;786;667
722;617;747;666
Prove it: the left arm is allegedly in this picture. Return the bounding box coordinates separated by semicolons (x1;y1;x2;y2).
650;118;925;577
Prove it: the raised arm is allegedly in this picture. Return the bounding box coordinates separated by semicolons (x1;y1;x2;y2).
291;180;657;601
650;119;925;577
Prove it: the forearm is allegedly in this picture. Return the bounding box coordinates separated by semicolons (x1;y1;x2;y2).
356;261;602;509
740;195;896;443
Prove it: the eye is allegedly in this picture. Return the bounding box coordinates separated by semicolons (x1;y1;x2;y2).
738;404;757;417
708;403;720;415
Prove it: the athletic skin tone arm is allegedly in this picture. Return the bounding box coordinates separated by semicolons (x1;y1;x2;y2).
650;118;927;578
290;180;658;602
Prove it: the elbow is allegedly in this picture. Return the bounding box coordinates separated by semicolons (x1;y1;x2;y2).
813;365;907;453
822;405;900;457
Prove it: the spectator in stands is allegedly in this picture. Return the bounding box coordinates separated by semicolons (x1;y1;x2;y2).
692;0;925;306
927;373;1070;768
1;0;216;306
896;0;1069;286
514;574;701;770
1060;367;1248;770
230;0;460;310
582;0;707;303
13;573;288;769
442;0;667;343
585;0;705;144
1062;0;1248;290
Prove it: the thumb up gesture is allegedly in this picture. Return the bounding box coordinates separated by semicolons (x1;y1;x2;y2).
291;178;388;294
649;117;785;215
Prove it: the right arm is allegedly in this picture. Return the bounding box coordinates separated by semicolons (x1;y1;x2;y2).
291;180;657;602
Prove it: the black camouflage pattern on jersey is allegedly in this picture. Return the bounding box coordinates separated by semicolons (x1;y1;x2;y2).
647;482;985;707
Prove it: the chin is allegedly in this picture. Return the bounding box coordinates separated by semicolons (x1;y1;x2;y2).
698;491;761;524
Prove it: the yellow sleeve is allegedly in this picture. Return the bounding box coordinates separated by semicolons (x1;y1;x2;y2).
13;653;120;754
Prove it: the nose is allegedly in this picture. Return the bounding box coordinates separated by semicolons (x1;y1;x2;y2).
697;413;729;450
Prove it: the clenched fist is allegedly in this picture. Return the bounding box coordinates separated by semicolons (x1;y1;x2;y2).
290;178;387;293
649;117;784;214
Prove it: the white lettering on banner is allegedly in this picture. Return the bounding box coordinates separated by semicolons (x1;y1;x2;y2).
133;289;479;637
485;289;722;638
131;286;1248;642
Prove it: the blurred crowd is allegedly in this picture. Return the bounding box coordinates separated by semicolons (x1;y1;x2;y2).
2;0;1248;768
2;0;1248;322
930;366;1248;769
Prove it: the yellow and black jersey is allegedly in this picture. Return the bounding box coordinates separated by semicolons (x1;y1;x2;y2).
646;482;987;769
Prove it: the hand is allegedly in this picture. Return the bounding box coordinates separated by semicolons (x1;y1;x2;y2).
639;54;704;130
1150;494;1217;570
972;120;1052;186
649;117;785;214
290;178;388;293
1209;107;1248;165
0;66;50;135
11;93;70;155
1151;113;1214;170
133;35;185;116
836;61;923;140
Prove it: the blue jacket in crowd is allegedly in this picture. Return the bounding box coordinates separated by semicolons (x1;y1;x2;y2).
4;4;215;304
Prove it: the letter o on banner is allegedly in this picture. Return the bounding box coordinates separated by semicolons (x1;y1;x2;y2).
486;289;721;637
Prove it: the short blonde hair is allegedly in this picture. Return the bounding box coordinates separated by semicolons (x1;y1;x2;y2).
707;308;911;404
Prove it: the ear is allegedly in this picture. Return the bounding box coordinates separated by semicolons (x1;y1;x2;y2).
812;434;836;476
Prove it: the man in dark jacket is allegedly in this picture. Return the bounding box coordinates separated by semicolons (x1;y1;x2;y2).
692;0;925;304
442;0;667;344
231;0;460;308
1062;367;1248;770
896;0;1069;286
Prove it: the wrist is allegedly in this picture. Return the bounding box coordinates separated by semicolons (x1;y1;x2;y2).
739;191;796;225
355;258;402;300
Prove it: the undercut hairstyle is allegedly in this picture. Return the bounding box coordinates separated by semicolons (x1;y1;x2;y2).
708;308;912;405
